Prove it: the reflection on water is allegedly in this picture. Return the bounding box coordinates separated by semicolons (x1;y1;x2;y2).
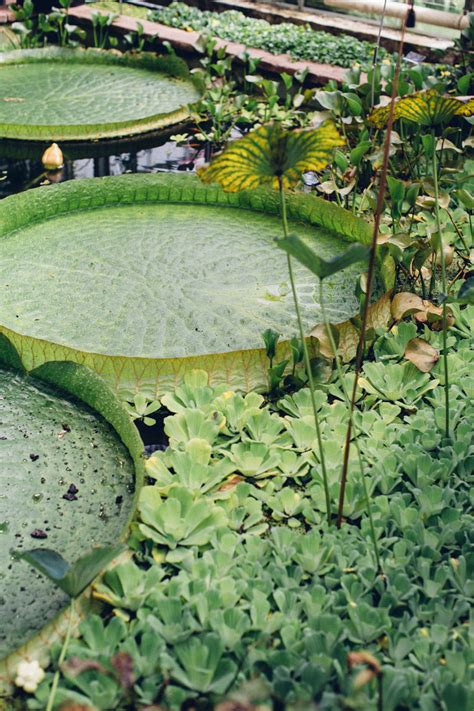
0;130;204;199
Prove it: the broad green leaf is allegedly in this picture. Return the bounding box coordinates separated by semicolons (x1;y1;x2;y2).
0;173;383;398
0;47;203;140
448;277;474;305
387;176;405;204
20;546;124;598
276;233;370;280
20;549;70;583
455;189;474;209
198;121;344;191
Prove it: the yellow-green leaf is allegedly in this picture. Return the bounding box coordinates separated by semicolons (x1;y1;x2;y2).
198;122;344;192
369;89;474;129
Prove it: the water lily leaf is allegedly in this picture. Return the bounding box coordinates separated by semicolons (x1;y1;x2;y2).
404;338;439;373
198;121;344;191
0;47;203;140
0;339;143;688
0;173;385;399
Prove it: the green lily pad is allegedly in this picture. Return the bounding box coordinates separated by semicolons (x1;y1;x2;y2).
0;47;203;141
0;341;144;689
0;173;391;397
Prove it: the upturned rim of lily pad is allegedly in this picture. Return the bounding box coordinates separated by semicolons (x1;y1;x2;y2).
0;46;204;141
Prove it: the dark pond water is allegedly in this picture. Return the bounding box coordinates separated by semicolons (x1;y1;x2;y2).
0;128;203;199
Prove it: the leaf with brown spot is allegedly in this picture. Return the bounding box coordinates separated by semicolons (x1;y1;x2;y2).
218;475;244;492
404;338;439;372
62;657;107;678
111;652;135;690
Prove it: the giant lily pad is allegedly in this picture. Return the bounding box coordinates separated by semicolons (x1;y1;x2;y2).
0;173;392;397
0;337;144;691
0;47;203;141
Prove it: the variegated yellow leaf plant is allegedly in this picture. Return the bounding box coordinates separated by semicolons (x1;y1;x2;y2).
198;121;344;191
368;88;474;129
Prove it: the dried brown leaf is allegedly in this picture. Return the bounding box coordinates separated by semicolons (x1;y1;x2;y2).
310;292;393;363
404;338;439;372
347;651;381;672
391;292;425;320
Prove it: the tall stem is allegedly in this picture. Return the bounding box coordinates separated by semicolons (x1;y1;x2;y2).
370;0;388;108
319;281;381;571
280;181;331;525
337;17;407;528
432;132;450;439
46;599;75;711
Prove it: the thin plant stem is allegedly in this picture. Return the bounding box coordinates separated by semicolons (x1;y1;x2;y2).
432;132;450;439
45;599;75;711
337;17;407;529
370;0;388;109
318;281;381;571
445;208;470;254
279;181;331;525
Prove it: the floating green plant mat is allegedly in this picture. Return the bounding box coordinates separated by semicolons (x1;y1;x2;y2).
0;173;390;398
0;338;143;690
0;47;203;141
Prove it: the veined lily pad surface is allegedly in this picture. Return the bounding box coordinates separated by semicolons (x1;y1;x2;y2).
0;48;202;141
0;350;143;673
0;174;382;397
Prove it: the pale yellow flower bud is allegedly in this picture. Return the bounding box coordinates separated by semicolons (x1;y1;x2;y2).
41;143;64;170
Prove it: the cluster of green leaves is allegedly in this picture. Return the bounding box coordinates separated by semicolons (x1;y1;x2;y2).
151;2;389;68
170;37;316;150
11;0;121;49
11;0;87;48
297;65;473;299
23;307;474;710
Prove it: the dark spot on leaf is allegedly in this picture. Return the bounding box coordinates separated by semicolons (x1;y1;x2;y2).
31;529;47;539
